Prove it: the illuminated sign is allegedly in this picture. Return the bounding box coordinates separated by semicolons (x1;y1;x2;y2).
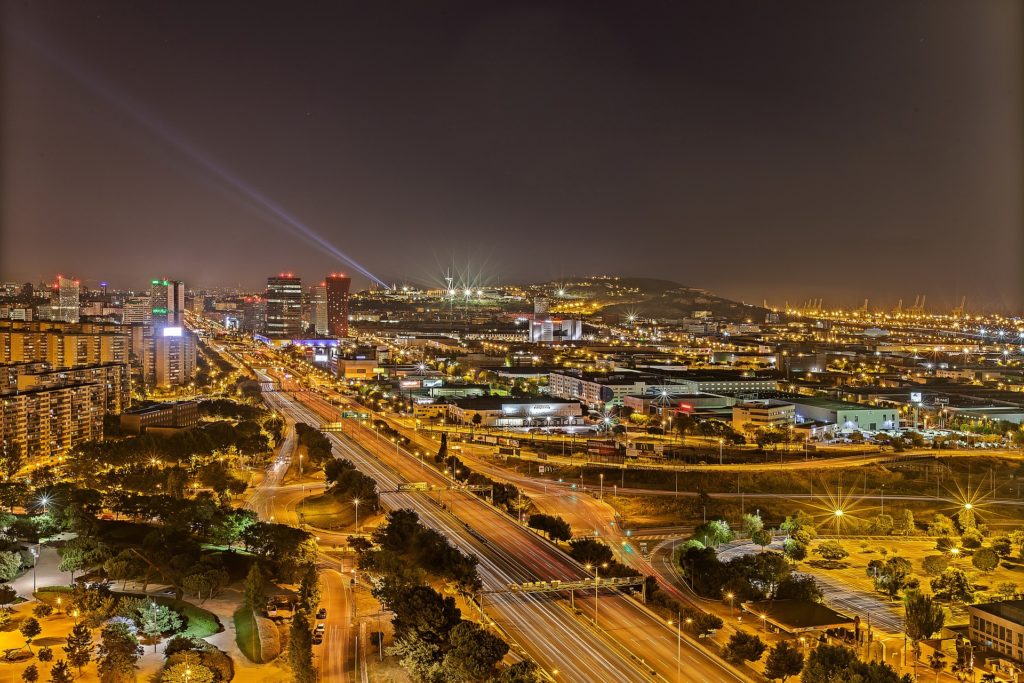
422;378;443;388
400;380;422;389
910;392;923;403
162;327;183;337
677;402;694;413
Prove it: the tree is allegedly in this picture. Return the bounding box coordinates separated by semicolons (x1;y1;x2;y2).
96;621;140;683
995;582;1018;600
783;538;807;562
20;663;38;683
931;568;974;605
137;600;182;652
752;529;773;550
63;622;94;675
775;575;823;603
19;617;41;653
990;536;1013;557
442;621;510;681
905;592;945;669
741;513;764;537
763;640;803;681
32;603;53;619
972;547;999;572
921;555;948;576
37;646;53;662
928;514;957;537
162;662;215;683
297;563;322;615
723;631;766;665
928;650;946;682
0;550;22;581
813;540;849;563
868;514;894;536
242;564;266;611
780;510;817;544
870;556;914;600
495;660;542;683
289;613;316;683
49;661;73;683
0;584;16;605
893;509;916;535
693;519;733;548
960;529;983;549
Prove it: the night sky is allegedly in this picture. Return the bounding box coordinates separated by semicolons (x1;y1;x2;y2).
2;1;1021;310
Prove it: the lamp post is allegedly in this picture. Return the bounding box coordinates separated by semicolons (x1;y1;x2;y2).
725;591;735;615
353;499;360;532
599;473;604;499
718;438;724;465
834;508;844;537
586;563;608;626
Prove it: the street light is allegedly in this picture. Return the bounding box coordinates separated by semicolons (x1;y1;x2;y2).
585;562;608;626
834;508;844;536
718;438;724;465
725;591;735;615
353;499;361;531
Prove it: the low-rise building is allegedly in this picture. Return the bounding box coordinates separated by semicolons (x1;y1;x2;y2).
788;396;899;432
548;370;652;408
969;600;1024;662
447;397;583;428
733;399;796;433
120;400;200;434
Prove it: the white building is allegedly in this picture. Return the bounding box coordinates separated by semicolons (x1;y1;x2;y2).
54;276;80;323
447;397;583;428
732;400;796;433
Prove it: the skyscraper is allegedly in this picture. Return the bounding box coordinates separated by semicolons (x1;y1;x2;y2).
150;279;185;327
325;273;351;337
267;274;303;338
54;275;80;323
312;284;328;336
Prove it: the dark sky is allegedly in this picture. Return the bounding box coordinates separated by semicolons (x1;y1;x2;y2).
2;1;1021;310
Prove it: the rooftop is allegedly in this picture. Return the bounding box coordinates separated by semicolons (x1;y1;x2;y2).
743;600;855;633
451;396;581;411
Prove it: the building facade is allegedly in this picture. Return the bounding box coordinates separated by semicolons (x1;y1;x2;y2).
732;400;796;433
0;382;104;462
325;274;351;337
266;275;303;338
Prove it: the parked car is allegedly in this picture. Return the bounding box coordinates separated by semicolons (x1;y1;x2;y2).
316;608;327;619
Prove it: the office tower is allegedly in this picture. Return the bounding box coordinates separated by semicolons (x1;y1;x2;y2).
312;285;329;335
145;325;197;388
325;273;351;337
241;296;267;334
266;274;303;338
122;297;152;325
53;276;80;323
150;279;185;327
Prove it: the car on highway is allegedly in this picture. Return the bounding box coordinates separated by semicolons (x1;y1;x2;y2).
314;623;325;635
316;607;326;619
312;633;323;645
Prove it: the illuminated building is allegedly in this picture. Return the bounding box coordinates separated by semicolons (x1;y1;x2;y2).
0;382;103;462
266;274;303;338
53;276;80;323
312;284;328;335
446;397;583;428
122;297;152;325
732;400;796;433
150;279;185;327
0;321;130;367
325;274;351;337
241;297;267;334
142;325;196;388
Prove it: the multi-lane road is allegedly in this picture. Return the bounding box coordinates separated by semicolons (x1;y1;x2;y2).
258;370;750;683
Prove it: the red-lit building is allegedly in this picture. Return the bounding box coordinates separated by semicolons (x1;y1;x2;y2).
325;274;351;337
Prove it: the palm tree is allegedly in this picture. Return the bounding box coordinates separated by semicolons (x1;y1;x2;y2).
927;650;945;682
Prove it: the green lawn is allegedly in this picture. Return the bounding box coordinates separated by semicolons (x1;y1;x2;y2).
298;491;355;528
151;596;222;638
234;608;262;663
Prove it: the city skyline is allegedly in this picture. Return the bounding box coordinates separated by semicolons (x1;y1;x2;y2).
2;1;1021;309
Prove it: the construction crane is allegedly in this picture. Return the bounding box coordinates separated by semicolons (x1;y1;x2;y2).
855;299;869;315
952;296;967;317
907;295;926;315
892;299;903;315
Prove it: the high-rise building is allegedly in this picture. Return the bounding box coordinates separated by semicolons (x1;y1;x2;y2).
0;321;130;368
266;274;303;338
53;276;80;323
325;274;351;337
1;382;104;462
312;285;329;336
144;325;197;388
122;297;152;325
241;297;267;334
150;279;185;327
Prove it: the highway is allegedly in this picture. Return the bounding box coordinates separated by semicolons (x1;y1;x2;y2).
264;377;751;683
